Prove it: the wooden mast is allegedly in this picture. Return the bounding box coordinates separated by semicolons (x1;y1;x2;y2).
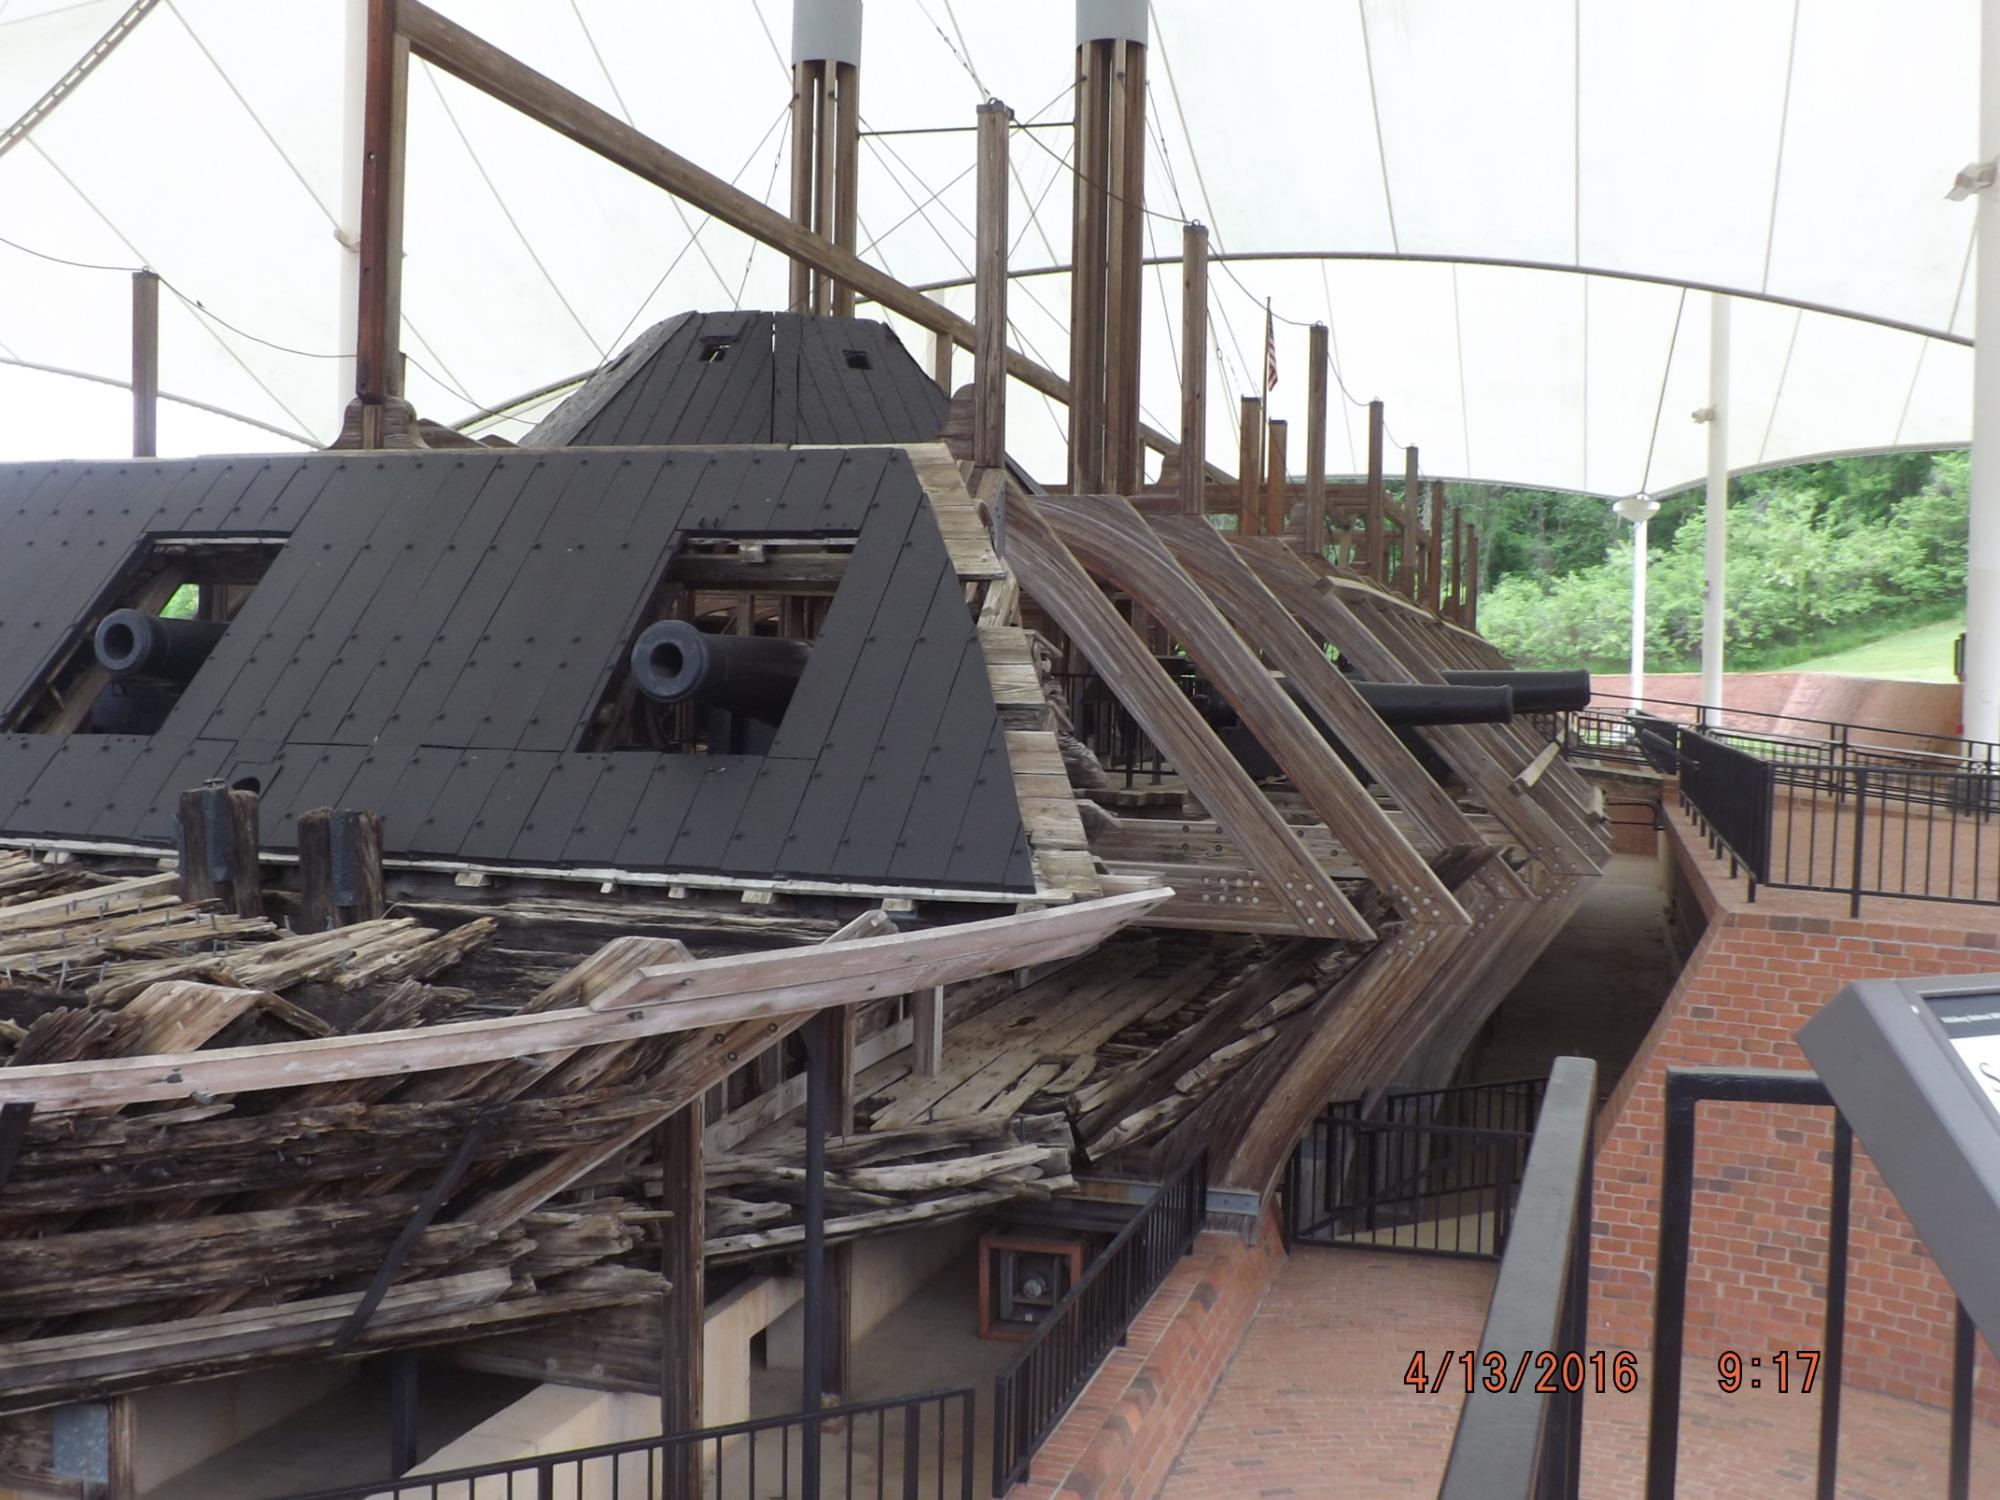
1179;222;1208;515
1070;0;1148;493
1303;322;1328;556
788;0;862;317
973;100;1011;472
348;0;417;449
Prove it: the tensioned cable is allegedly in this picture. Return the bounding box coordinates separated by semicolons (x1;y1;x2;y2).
134;0;471;401
419;64;605;361
23;137;317;436
734;116;791;309
0;351;317;446
567;0;737;307
1757;309;1802;464
1638;287;1688;497
1449;264;1472;475
1896;224;1978;445
1319;262;1360;471
163;0;337;234
1759;0;1803;294
1353;0;1401;254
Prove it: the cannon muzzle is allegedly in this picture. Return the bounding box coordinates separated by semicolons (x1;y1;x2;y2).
94;611;228;684
630;621;810;726
1353;681;1514;727
1441;669;1590;713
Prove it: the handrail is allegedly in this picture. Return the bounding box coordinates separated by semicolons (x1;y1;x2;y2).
275;1385;979;1500
990;1150;1208;1495
1435;1055;1599;1500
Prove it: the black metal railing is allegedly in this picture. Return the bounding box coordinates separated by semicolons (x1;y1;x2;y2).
1587;691;2000;773
276;1387;977;1500
1282;1077;1547;1259
1676;728;1774;887
1642;1065;1984;1500
1050;669;1176;787
989;1151;1208;1496
1434;1056;1597;1500
1676;721;2000;915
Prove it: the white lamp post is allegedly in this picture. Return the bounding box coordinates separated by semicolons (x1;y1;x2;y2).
1613;492;1660;710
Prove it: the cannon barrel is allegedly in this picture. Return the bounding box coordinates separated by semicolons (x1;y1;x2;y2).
93;611;228;683
629;621;810;725
1353;681;1514;727
1441;669;1591;713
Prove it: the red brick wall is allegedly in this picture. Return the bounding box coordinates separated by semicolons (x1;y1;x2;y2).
1008;1212;1286;1500
1591;833;2000;1407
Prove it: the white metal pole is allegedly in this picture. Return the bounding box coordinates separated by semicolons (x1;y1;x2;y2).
337;0;367;430
1631;516;1649;707
1965;0;2000;746
1699;294;1730;715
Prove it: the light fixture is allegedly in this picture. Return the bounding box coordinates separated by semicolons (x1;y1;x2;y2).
1947;160;1997;202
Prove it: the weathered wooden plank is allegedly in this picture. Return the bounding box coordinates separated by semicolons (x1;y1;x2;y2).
1001;494;1365;939
1043;496;1451;924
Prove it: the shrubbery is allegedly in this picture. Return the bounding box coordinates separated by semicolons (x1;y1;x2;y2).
1478;453;1968;671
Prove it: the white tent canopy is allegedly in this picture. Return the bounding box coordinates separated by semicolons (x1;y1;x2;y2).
0;0;1981;495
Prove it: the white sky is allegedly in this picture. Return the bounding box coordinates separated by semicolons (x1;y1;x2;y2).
0;0;1983;494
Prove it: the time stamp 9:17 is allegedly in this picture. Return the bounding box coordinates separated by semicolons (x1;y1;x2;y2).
1404;1349;1823;1395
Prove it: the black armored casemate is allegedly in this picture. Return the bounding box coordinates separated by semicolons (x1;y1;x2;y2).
0;440;1033;896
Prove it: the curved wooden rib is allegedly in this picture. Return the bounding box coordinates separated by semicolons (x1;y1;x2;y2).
1000;493;1371;940
1238;540;1593;878
1149;513;1487;861
1042;496;1466;927
0;888;1171;1114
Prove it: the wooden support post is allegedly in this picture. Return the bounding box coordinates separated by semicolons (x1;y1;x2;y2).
1451;506;1466;621
831;61;860;318
1304;323;1328;555
1364;400;1386;580
298;807;383;929
1263;419;1288;538
1179;223;1208;516
1004;493;1371;939
1397;446;1421;599
108;1394;137;1500
973;100;1011;472
1237;397;1262;535
131;269;158;459
824;1005;856;1399
1069;40;1110;493
930;331;953;393
1104;38;1147;495
657;1102;703;1495
351;0;412;448
912;986;944;1075
176;785;261;920
397;2;1200;471
788;60;819;313
1425;480;1446;615
1465;523;1481;630
812;62;836;316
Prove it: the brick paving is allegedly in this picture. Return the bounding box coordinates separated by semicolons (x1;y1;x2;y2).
1159;1248;1497;1499
1154;1247;2000;1500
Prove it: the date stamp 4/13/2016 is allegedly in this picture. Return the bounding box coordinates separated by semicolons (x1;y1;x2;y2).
1404;1349;1640;1395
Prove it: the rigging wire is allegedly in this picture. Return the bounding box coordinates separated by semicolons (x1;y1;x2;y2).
418;64;606;361
566;0;738;306
1638;287;1689;497
21;137;317;437
734;114;792;310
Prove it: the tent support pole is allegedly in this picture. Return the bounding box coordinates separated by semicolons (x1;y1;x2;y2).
1968;0;2000;746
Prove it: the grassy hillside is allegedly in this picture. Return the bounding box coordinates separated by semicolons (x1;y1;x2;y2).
1789;612;1963;683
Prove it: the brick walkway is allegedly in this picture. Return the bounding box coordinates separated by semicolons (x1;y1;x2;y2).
1159;1248;1496;1499
1156;1247;2000;1499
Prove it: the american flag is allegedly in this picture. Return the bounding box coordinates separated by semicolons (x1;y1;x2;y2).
1263;302;1279;394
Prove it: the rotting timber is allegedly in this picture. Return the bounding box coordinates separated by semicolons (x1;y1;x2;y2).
0;6;1606;1487
0;377;1604;1484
